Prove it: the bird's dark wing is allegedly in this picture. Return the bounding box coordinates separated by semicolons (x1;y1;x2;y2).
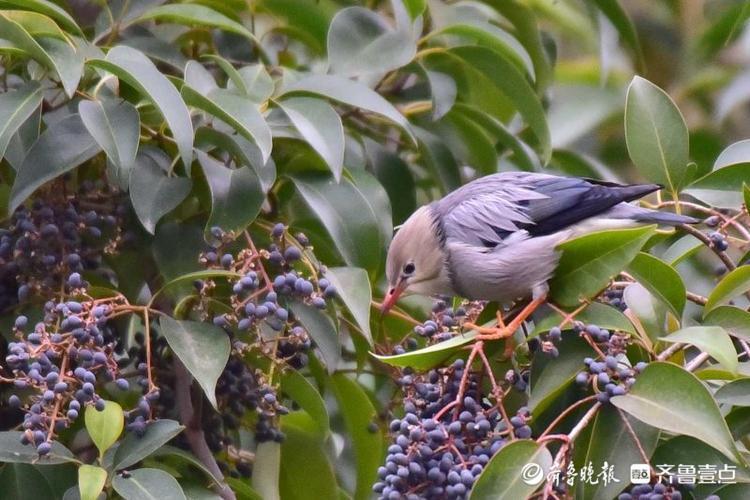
433;172;660;247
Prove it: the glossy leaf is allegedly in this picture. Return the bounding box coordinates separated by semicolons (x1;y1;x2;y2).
84;400;124;457
197;151;264;237
112;468;186;500
714;139;750;168
449;46;550;162
0;13;83;97
705;306;750;341
136;4;259;45
159;317;230;409
715;378;750;407
129;152;192;234
327;6;415;77
183;61;217;96
529;334;596;413
233;64;274;102
625;76;689;197
0;0;83;36
627;252;686;317
279;415;338;500
279;369;329;436
114;419;184;470
288;173;385;273
278;97;344;180
588;0;645;71
0;464;56;499
423;68;457;121
705;266;750;314
611;362;740;461
252;442;280;500
331;374;383;500
281;74;414;143
0;431;74;464
10;113;100;212
0;81;43;161
660;326;738;374
471;440;553;500
324;267;372;344
78;99;140;184
89;46;193;169
289;302;340;374
531;301;635;337
574;404;659;500
181;86;272;163
549;226;656;307
77;465;107;500
684;164;750;209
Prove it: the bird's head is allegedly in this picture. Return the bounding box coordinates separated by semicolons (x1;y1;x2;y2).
382;206;448;314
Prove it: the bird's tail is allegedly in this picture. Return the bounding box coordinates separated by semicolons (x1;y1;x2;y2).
610;204;700;226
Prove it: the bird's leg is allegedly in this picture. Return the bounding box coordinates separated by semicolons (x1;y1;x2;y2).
547;301;590;329
475;294;547;341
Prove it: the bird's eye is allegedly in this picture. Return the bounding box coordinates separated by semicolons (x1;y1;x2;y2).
403;263;415;275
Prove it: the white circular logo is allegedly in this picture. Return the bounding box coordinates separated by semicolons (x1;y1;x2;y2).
521;463;544;485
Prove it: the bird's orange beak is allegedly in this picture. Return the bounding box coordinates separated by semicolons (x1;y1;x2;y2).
381;284;405;315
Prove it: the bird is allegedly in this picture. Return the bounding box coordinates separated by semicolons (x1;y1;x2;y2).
381;171;697;336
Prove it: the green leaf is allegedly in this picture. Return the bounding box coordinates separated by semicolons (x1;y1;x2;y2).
531;302;635;337
625;76;690;197
705;266;750;314
714;139;750;168
129;152;192;234
529;334;597;413
588;0;645;72
0;464;56;499
626;252;686;317
112;468;186;500
279;416;338;500
279;370;329;436
288;173;385;273
0;431;74;464
232;64;274;102
89;46;194;169
448;46;550;162
662;234;703;265
281;74;414;143
705;306;750;342
324;267;372;345
197;151;264;237
574;404;659;500
278;97;344;181
372;331;476;370
289;302;340;374
0;81;43;161
10;113;100;212
84;400;124;457
0;0;83;36
404;0;426;19
114;420;184;470
684;164;750;209
136;4;260;46
660;326;738;374
716;378;750;406
363;138;416;225
252;442;280;500
610;362;740;462
151;446;222;486
549;226;656;307
78;465;107;500
471;440;553;500
183;61;218;96
327;6;415;77
182;86;272;163
331;374;383;500
159;317;230;409
78;99;140;187
415;126;461;193
0;13;82;97
1;10;67;39
422;68;457;121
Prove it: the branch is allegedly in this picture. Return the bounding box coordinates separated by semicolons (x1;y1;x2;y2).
174;359;236;500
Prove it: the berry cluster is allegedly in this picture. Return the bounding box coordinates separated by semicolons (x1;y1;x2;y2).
3;274;134;454
708;231;729;251
392;300;485;355
0;191;124;310
618;480;703;500
374;359;509;499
